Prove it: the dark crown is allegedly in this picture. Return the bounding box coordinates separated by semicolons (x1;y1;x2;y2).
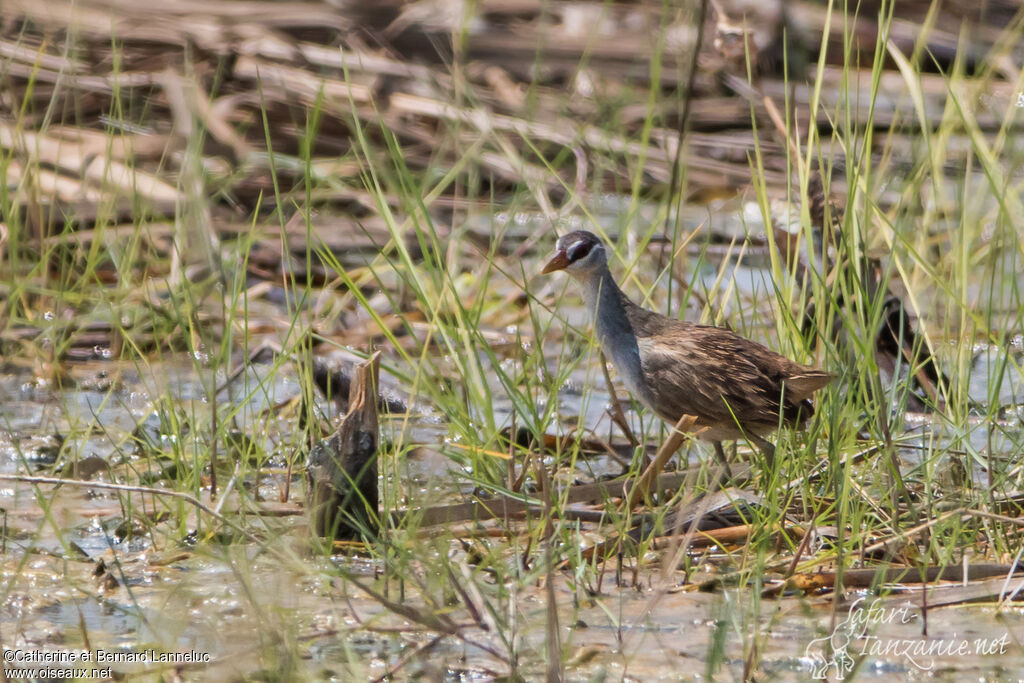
558;230;601;263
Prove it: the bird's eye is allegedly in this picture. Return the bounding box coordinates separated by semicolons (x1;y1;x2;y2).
567;241;594;262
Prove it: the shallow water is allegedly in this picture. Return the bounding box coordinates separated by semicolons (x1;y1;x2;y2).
2;205;1024;680
1;343;1022;679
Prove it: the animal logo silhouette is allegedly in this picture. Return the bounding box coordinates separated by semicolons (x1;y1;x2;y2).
805;597;870;680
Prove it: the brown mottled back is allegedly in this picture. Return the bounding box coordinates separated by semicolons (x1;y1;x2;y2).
623;293;831;440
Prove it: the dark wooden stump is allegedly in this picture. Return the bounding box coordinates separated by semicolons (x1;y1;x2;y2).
305;352;380;539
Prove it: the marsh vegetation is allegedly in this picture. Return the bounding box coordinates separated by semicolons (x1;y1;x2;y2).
1;0;1023;679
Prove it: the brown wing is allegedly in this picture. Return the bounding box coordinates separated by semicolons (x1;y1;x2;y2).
784;370;834;401
635;322;828;431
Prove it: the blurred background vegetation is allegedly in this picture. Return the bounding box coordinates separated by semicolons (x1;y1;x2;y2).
1;0;1024;679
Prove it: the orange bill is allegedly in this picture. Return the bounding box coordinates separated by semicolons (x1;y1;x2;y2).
541;250;570;274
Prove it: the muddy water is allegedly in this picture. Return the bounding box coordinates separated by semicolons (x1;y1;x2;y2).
1;346;1022;680
2;224;1024;678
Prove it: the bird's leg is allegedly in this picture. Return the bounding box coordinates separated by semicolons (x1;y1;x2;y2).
713;441;733;480
749;434;776;471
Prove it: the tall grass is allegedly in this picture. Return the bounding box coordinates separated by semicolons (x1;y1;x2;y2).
0;0;1022;678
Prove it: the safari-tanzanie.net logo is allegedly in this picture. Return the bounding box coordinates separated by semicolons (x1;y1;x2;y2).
804;596;1010;679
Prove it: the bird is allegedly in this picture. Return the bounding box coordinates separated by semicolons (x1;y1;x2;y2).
541;229;832;470
789;173;950;411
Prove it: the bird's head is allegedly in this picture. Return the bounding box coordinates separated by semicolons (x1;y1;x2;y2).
541;230;606;278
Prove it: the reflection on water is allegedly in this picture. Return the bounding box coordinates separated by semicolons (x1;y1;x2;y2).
0;208;1022;679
